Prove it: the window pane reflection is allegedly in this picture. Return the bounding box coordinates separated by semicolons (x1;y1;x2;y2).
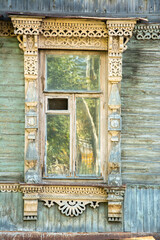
76;98;100;176
46;54;100;91
46;115;70;176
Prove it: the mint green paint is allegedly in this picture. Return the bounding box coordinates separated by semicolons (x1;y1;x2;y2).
0;37;24;181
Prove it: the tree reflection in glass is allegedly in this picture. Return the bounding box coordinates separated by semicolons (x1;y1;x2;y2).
76;98;100;176
46;54;100;91
46;115;70;176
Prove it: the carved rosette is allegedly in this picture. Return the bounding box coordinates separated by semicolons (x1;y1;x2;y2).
11;17;43;183
106;20;136;186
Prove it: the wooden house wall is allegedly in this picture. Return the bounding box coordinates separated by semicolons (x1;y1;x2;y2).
0;0;160;22
121;36;160;184
124;185;160;233
0;33;160;232
0;185;160;232
0;192;122;232
0;36;24;182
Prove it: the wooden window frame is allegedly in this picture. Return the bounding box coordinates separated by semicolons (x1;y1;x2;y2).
39;50;107;181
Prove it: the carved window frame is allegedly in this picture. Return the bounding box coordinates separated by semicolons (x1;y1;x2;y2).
0;17;137;221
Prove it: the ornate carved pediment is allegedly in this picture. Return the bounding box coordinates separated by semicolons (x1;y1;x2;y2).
38;19;108;50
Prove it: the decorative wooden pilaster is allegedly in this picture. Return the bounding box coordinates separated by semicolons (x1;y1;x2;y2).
106;20;136;221
107;20;136;186
11;17;42;183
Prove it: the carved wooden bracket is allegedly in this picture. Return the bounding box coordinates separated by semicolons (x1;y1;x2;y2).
0;183;125;221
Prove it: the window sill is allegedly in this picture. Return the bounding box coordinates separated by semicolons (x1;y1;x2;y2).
0;182;125;221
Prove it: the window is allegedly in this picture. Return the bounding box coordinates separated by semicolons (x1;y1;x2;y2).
40;50;107;180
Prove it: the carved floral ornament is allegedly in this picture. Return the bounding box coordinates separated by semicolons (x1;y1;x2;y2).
0;17;138;221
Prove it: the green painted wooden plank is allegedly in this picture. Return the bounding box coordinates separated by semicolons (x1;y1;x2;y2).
0;37;24;181
122;36;160;184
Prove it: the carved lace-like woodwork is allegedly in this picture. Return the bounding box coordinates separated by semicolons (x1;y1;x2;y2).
0;184;20;192
0;21;15;36
109;58;122;77
134;24;160;40
39;35;107;50
11;17;42;35
40;19;108;38
20;185;107;195
38;19;108;50
107;21;135;37
43;200;99;217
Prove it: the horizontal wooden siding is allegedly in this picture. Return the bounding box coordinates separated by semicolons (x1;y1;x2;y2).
121;37;160;184
0;0;160;21
0;37;24;181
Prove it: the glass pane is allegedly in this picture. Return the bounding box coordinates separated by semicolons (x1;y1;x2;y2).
46;54;100;91
76;98;100;176
46;115;70;176
48;98;68;110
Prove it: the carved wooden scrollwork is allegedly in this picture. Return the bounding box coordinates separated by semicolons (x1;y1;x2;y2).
43;200;98;217
134;24;160;40
0;21;15;36
38;19;108;50
40;19;108;38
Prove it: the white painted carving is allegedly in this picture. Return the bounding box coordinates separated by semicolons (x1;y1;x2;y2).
134;24;160;40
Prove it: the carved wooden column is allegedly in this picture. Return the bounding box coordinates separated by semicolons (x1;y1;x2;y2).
11;17;42;183
106;20;136;221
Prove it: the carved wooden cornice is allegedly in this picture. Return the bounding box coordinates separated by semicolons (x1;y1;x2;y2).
40;19;108;38
134;24;160;40
11;17;43;35
107;20;136;37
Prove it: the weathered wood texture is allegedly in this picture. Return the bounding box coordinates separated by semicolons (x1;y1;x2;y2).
0;185;159;233
124;185;160;233
121;37;160;184
0;37;24;181
0;192;122;232
0;0;160;22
